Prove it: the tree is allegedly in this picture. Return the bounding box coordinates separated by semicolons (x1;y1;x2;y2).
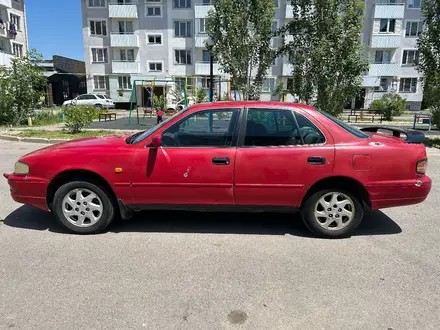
280;0;368;115
0;49;46;125
417;0;440;116
206;0;276;100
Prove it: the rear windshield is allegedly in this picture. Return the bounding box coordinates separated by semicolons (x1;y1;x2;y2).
319;111;370;139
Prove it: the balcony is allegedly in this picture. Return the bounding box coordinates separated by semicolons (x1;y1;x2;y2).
369;63;400;76
109;1;138;19
370;34;400;48
374;0;405;19
362;76;380;87
0;52;14;66
112;61;140;74
283;63;294;76
195;61;220;75
0;0;12;8
195;1;214;18
195;34;209;48
110;33;139;47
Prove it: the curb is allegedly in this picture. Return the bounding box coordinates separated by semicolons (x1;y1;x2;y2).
0;135;69;145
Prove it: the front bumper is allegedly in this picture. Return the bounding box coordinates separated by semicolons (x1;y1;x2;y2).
3;173;50;211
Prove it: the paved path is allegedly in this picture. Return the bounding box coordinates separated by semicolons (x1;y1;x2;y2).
1;142;440;329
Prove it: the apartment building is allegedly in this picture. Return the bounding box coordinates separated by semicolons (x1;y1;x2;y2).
0;0;28;67
82;0;424;110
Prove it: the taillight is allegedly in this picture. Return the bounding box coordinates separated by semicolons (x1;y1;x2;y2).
416;159;428;174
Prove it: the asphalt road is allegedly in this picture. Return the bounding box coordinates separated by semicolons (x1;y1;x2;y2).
1;141;440;330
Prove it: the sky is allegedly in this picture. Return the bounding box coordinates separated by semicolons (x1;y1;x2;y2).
27;0;84;61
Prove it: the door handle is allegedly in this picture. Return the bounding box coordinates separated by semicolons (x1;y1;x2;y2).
212;157;231;165
308;157;326;165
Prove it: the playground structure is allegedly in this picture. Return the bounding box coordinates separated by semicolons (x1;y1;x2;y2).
127;75;242;125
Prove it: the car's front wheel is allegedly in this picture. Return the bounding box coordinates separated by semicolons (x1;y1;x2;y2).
95;104;103;110
53;181;115;234
301;189;363;239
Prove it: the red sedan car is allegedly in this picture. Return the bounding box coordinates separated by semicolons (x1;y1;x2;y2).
4;102;431;238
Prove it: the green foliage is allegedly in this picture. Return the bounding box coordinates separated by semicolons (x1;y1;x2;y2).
32;110;64;126
153;94;165;110
64;105;96;133
417;0;440;111
369;93;406;121
194;88;208;103
279;0;368;115
431;108;440;130
0;49;47;125
206;0;276;100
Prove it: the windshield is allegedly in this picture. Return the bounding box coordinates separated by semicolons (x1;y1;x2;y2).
129;107;189;144
318;111;370;139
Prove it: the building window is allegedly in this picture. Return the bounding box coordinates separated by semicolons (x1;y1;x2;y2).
379;19;396;33
402;50;419;66
202;49;215;62
118;21;134;34
146;0;161;2
91;48;108;63
9;14;20;31
174;0;191;8
88;0;105;7
93;76;109;90
408;0;421;8
272;57;277;66
399;78;417;93
120;49;135;61
175;49;192;64
374;50;392;64
118;76;132;90
272;21;278;33
12;43;23;57
174;21;192;37
274;0;279;8
148;62;163;72
90;20;107;36
405;21;422;37
146;6;161;16
79;81;86;89
147;35;162;44
262;78;275;92
375;77;389;92
199;19;206;33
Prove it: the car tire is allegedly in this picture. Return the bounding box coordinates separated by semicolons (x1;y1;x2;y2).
53;180;116;234
95;104;103;110
301;188;363;239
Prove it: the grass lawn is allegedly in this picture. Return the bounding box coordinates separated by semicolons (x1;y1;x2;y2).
425;137;440;149
13;129;128;140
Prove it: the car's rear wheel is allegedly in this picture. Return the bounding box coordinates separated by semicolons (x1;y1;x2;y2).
53;181;115;234
301;189;363;239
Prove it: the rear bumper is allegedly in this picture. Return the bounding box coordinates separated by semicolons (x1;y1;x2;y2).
3;173;50;211
367;176;432;210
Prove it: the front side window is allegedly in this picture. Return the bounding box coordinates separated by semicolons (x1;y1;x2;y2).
162;109;240;147
244;109;325;147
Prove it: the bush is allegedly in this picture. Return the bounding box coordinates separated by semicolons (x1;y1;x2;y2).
431;107;440;130
370;93;406;121
152;94;165;110
64;105;96;133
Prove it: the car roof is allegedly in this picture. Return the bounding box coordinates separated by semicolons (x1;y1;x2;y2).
189;101;317;112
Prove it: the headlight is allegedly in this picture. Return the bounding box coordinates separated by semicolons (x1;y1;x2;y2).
14;161;30;175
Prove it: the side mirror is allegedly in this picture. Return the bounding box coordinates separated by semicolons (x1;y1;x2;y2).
148;134;162;148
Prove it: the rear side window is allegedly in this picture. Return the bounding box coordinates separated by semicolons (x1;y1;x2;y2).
97;95;105;99
244;108;325;146
318;110;370;139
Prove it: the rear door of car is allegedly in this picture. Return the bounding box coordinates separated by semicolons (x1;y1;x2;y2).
130;106;242;207
234;106;335;208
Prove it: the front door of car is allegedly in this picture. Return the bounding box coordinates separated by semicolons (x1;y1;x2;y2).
131;107;241;207
234;107;335;207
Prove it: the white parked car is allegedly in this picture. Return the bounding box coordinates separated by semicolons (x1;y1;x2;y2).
63;94;115;109
166;97;195;111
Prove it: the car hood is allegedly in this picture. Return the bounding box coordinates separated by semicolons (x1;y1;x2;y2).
21;134;132;159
